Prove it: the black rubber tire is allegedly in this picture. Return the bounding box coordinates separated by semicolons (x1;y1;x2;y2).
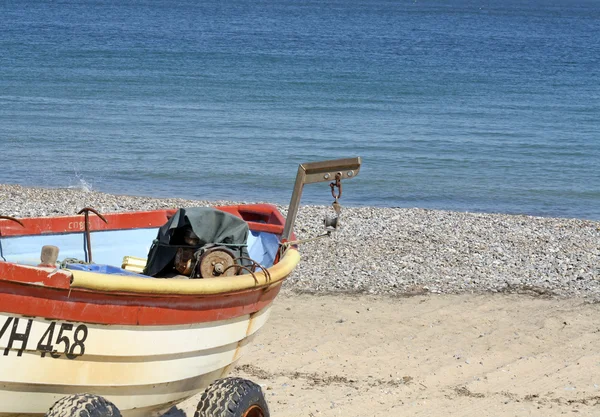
45;393;122;417
194;377;269;417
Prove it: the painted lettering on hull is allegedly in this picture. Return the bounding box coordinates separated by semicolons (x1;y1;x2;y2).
0;316;88;359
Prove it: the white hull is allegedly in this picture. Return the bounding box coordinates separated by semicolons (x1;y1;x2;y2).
0;306;271;416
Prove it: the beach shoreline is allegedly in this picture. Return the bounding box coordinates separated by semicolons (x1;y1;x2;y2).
1;183;599;301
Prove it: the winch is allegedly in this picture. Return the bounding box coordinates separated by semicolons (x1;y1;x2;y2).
143;207;252;278
174;246;238;278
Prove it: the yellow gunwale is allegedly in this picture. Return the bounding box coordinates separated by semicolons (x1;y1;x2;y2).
68;248;300;295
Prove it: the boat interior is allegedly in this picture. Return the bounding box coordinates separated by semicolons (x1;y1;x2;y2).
0;205;285;279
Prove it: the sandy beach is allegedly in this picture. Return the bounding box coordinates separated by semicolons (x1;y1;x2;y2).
167;292;600;417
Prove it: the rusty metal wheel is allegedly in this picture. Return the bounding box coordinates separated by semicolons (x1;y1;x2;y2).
242;404;266;417
198;247;237;278
194;377;269;417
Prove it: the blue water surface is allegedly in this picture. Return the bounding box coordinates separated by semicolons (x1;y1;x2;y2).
1;0;599;219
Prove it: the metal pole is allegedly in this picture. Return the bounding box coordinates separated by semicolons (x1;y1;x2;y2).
282;164;306;241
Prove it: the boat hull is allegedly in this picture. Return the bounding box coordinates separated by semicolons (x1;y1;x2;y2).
0;304;273;417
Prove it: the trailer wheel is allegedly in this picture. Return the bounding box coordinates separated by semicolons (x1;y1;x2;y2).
194;377;269;417
45;393;121;417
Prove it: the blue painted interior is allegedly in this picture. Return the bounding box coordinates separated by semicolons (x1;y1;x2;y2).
65;263;151;277
0;228;158;267
247;231;279;268
0;228;280;273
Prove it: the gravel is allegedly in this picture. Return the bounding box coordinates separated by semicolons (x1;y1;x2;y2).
1;184;599;300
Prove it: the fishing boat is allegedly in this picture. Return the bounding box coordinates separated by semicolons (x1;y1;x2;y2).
0;158;361;417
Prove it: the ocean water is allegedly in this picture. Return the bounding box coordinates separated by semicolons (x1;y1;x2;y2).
1;0;599;219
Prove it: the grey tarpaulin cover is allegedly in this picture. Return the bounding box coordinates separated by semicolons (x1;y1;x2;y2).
143;207;249;277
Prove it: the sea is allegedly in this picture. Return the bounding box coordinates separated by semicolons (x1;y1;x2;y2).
1;0;599;220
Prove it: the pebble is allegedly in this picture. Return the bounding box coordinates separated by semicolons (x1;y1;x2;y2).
1;184;600;300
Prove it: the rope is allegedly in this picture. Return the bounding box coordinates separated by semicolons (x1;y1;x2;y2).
278;231;332;260
234;256;272;282
60;258;89;269
281;231;332;248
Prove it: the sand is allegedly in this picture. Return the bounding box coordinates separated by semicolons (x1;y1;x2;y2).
168;292;600;417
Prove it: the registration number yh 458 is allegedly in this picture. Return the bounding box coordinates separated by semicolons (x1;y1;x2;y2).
0;316;89;359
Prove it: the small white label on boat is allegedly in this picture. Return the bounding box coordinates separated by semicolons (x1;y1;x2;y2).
0;316;88;359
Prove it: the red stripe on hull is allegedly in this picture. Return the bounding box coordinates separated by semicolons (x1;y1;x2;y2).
0;263;72;289
0;280;281;325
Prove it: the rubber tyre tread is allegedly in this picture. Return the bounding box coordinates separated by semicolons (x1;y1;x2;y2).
45;393;122;417
194;377;269;417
